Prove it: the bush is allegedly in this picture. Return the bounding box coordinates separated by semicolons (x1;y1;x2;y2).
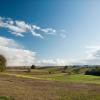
85;69;100;76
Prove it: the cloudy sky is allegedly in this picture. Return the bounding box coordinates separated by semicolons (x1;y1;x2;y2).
0;0;100;66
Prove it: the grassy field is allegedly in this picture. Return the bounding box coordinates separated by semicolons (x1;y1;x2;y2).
3;72;100;84
39;74;100;84
4;68;100;84
0;96;14;100
0;67;100;100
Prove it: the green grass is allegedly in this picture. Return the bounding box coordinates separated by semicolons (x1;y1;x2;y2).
1;67;100;100
3;72;100;84
0;96;14;100
3;66;100;85
0;72;100;100
40;74;100;84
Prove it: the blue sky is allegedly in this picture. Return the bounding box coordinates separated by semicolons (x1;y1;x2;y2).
0;0;100;66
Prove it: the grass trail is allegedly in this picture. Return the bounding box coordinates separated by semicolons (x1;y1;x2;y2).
1;73;43;80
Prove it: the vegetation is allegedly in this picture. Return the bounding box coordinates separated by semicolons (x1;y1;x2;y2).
0;55;6;72
64;65;68;70
0;73;100;100
85;67;100;76
4;66;100;84
31;65;36;69
39;74;100;84
0;64;100;100
0;96;14;100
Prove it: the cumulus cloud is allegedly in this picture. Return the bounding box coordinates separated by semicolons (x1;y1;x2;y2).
0;46;35;66
73;45;100;65
0;16;56;38
0;36;36;66
0;36;18;48
83;46;100;65
36;58;70;66
41;28;56;35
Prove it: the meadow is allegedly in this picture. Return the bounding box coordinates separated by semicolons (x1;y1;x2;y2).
0;66;100;100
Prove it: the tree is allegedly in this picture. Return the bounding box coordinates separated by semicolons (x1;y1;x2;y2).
64;66;68;70
31;65;36;69
0;55;6;72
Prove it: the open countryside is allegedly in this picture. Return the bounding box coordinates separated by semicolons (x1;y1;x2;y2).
0;0;100;100
0;60;100;100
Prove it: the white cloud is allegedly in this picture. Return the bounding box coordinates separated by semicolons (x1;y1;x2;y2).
0;16;57;38
32;25;41;30
41;28;56;35
0;46;35;66
0;36;69;67
83;46;100;65
30;29;44;38
15;20;30;30
0;36;36;66
73;45;100;65
0;36;18;48
36;58;70;66
0;19;26;37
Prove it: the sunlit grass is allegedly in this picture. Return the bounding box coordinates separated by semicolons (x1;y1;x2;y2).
0;96;14;100
41;74;100;84
0;71;100;100
2;72;100;84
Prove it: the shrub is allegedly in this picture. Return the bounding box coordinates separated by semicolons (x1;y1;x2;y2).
85;69;100;76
